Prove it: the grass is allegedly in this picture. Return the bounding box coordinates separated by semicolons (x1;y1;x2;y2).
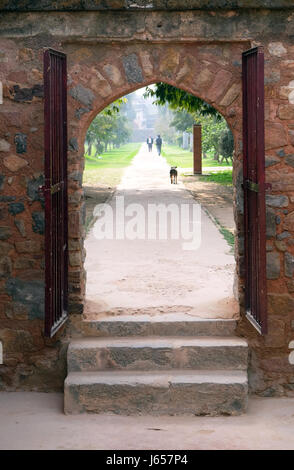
83;143;140;186
202;206;235;252
161;145;195;168
200;170;233;186
219;226;235;250
162;144;232;169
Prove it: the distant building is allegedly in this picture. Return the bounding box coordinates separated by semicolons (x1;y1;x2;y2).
130;93;158;142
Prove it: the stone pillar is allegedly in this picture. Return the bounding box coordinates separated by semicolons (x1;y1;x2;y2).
193;124;202;175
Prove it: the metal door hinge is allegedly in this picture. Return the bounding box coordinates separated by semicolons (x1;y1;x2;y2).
243;180;259;192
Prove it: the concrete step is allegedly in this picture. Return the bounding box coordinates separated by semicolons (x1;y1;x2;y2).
67;336;248;372
64;369;248;416
81;314;237;337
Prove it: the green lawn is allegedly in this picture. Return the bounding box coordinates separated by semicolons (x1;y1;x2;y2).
201;170;233;186
83;143;140;186
162;144;232;169
162;144;232;186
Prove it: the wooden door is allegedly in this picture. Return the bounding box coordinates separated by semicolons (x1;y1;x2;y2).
43;49;68;337
242;47;267;334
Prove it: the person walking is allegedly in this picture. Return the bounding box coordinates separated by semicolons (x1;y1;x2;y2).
155;134;162;156
146;136;153;152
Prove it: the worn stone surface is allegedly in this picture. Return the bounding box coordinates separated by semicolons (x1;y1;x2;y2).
0;241;12;255
5;302;28;320
69;85;94;108
287;279;294;292
265;124;288;150
103;64;122;86
64;370;248;416
285;252;294;278
69;137;78;152
266;208;276;238
65;315;248;415
284;212;294;232
122;54;143;84
15;240;42;253
5;278;44;320
265;155;280;168
0;256;12;279
3;154;28;172
268;42;287;57
268;293;294;315
0;195;15;202
14;219;26;237
8;202;24;215
0;227;11;240
69;251;82;267
266;195;288;208
209;70;232;103
285;154;294;168
14;133;27;154
14;258;35;270
2;1;294;10
9;84;43;102
67;337;248;372
278;105;294;120
219;83;240;107
277;231;291;240
275;240;287;252
266;252;281;280
81;316;237;338
0;328;36;353
32;211;44;234
0;138;10;152
27;175;44;202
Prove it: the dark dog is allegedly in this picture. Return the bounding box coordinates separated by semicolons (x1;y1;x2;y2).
170;166;178;184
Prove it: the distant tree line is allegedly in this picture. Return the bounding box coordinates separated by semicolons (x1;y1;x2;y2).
146;83;234;163
85;98;131;157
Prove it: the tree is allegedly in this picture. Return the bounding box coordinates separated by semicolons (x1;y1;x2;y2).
85;97;131;156
144;83;221;119
145;87;233;162
170;110;195;133
219;128;234;164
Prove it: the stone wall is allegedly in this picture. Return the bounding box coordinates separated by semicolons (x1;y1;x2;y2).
0;7;294;395
1;1;294;11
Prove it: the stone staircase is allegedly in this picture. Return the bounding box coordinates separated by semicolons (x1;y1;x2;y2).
64;314;248;416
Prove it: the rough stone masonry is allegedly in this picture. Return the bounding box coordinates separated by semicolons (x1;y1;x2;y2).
0;1;294;397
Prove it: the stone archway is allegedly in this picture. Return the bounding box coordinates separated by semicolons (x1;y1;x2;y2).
65;41;248;320
1;4;294;398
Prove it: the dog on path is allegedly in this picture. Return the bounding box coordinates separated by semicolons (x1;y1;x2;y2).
170;166;178;184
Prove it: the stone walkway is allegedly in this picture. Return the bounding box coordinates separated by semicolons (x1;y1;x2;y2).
85;144;237;319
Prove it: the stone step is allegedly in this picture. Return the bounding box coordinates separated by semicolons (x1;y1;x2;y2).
64;369;248;416
81;314;237;337
67;336;248;372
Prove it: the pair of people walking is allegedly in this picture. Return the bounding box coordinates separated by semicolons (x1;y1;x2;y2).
146;135;162;155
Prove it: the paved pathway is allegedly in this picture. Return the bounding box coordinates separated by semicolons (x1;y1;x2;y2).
1;392;294;450
85;144;237;319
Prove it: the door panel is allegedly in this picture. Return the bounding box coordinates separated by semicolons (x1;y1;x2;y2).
43;49;68;337
242;47;267;334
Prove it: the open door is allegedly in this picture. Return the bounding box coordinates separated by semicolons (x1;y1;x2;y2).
242;47;267;334
43;49;68;337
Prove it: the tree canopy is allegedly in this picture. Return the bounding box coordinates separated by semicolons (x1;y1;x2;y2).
149;84;234;163
144;83;221;120
85;98;131;155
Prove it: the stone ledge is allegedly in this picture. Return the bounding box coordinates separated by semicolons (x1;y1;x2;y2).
1;0;294;11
